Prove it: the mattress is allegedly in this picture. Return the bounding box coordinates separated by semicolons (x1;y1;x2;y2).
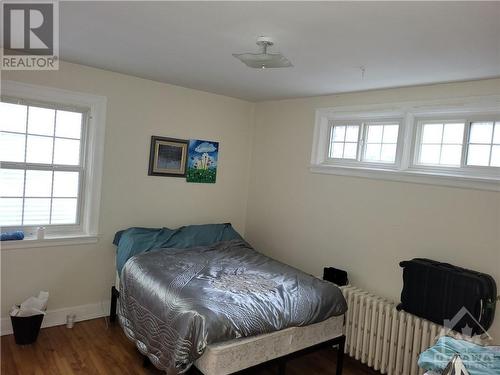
115;272;345;374
194;314;344;375
118;240;347;373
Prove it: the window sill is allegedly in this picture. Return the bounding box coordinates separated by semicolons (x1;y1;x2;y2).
310;164;500;191
0;235;99;250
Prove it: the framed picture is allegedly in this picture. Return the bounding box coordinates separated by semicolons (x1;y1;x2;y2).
187;139;219;183
148;136;188;177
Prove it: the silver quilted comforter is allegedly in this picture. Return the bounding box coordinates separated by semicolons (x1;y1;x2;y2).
118;240;347;373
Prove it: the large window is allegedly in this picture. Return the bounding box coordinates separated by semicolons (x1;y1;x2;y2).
1;101;85;227
311;98;500;191
0;81;106;246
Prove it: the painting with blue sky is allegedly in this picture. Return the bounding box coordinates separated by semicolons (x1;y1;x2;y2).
187;139;219;183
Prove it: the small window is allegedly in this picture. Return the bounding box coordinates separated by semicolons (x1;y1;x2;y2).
416;122;465;166
363;123;399;163
328;124;360;159
466;121;500;167
0;100;85;228
327;121;400;165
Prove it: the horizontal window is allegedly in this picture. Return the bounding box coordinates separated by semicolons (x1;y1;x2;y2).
311;98;500;191
412;119;500;171
327;121;401;166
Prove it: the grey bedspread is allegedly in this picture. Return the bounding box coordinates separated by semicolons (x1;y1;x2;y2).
118;239;347;373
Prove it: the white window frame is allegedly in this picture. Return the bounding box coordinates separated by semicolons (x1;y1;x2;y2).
311;95;500;191
1;81;107;249
411;117;468;170
463;117;500;169
326;118;404;169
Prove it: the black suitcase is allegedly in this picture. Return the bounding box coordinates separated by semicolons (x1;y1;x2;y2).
398;258;497;336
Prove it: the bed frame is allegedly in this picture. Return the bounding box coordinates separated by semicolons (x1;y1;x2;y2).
110;286;345;375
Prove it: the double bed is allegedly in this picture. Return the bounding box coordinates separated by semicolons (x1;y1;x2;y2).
111;224;347;374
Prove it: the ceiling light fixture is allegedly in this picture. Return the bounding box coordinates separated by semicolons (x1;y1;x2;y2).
233;36;293;69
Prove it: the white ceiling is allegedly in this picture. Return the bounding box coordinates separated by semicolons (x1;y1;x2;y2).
60;2;500;101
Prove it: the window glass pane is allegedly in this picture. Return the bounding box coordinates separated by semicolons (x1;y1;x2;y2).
53;171;79;197
23;198;51;225
332;126;345;142
0;169;24;197
0;198;23;226
383;125;399;143
418;122;465;166
0;100;84;229
467;144;491;166
330;142;344;158
0;132;25;162
53;138;80;165
490;145;500;167
380;144;397;162
469;122;493;143
365;144;381;161
442;123;464;144
27;106;55;136
24;198;50;225
493;122;500;144
422;124;443;143
26;135;53;164
343;142;357;159
440;145;462;166
51;198;77;224
0;102;27;133
367;125;383;143
25;170;52;197
55;110;82;139
345;126;359;142
419;144;441;164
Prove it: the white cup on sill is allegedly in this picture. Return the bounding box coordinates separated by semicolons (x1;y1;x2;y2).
36;227;45;240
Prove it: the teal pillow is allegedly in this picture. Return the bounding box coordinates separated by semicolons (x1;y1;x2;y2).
115;223;242;274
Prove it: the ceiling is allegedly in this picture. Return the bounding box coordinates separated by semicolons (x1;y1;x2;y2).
60;2;500;101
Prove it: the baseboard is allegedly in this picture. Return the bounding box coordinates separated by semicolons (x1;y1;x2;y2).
1;300;111;336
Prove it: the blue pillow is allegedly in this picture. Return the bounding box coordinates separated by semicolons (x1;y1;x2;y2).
114;223;243;274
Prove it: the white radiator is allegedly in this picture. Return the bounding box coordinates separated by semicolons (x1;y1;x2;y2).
340;285;487;375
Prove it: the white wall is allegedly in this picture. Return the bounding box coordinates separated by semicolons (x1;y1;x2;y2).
2;64;499;343
1;62;255;323
245;79;500;342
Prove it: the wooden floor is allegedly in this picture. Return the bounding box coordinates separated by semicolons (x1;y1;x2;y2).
1;318;379;375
